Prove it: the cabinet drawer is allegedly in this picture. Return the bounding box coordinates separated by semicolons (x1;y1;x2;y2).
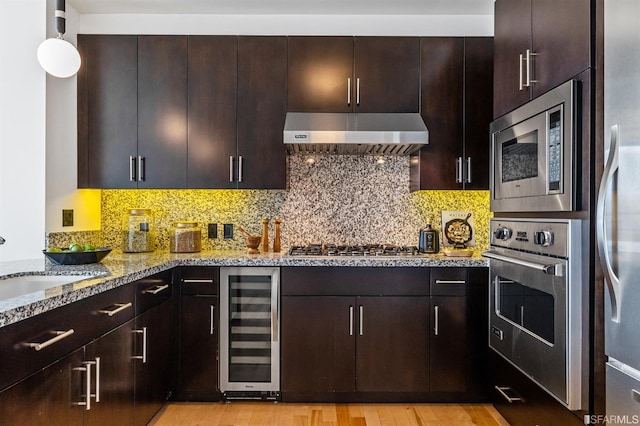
135;269;173;315
178;267;219;295
430;268;467;296
282;267;429;296
0;282;135;392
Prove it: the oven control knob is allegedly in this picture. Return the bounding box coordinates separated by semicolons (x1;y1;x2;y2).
533;230;554;247
494;227;512;241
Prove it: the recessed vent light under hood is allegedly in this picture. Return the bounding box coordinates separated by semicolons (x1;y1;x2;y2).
283;112;429;155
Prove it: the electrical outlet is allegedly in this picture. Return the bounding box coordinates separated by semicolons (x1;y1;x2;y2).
223;224;234;239
208;223;218;239
62;209;74;227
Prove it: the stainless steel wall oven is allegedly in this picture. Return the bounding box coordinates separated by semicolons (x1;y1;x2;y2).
490;80;577;212
219;267;280;400
483;218;585;410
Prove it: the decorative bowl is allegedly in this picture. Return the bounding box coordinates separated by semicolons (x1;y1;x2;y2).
43;248;112;265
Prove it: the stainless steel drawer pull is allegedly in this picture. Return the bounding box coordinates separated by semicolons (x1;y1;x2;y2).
434;305;439;336
435;280;466;284
210;305;215;335
25;329;75;351
633;389;640;404
94;357;101;402
142;284;169;295
349;305;354;336
359;305;364;336
98;302;132;317
495;386;523;403
183;279;215;283
72;364;90;410
133;327;148;363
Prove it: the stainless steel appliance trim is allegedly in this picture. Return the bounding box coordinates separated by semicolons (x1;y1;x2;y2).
483;250;564;277
597;124;621;321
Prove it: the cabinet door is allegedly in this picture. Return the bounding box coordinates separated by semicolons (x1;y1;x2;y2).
237;36;288;189
356;296;430;393
287;37;354;112
187;36;238;189
281;296;356;393
530;0;590;98
493;0;532;118
415;37;464;190
463;37;494;190
138;35;188;189
77;35;138;189
0;348;85;426
84;321;135;426
353;37;420;113
134;301;174;426
430;296;467;393
179;295;219;400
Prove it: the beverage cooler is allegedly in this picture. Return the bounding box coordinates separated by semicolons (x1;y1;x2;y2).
219;267;280;400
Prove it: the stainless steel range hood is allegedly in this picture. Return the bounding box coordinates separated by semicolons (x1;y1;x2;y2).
283;112;428;155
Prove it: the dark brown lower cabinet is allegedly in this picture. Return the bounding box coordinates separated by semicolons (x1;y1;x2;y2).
133;301;174;426
178;295;220;400
430;295;467;393
0;348;85;425
84;321;136;426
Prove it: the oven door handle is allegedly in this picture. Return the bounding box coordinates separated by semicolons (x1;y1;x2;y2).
482;251;564;277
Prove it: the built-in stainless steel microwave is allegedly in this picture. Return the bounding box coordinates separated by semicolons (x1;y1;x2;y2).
490;80;577;212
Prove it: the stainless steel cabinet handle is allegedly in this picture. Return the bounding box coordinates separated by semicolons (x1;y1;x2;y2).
133;327;148;363
238;155;244;183
495;386;523;403
597;124;621;321
129;156;136;181
72;362;91;410
434;305;439;336
349;305;354;336
456;157;463;183
271;279;279;342
94;357;101;402
229;156;234;182
520;305;525;326
466;157;472;183
356;77;360;106
359;305;364;336
210;305;215;335
24;329;75;351
138;156;145;181
183;279;215;283
347;78;351;106
142;284;169;295
98;302;132;317
435;280;466;284
524;49;537;87
518;53;524;90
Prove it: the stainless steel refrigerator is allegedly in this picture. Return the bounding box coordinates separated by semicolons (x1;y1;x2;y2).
599;0;640;419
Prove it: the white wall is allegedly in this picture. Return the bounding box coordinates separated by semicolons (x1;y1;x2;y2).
78;14;493;36
0;0;46;261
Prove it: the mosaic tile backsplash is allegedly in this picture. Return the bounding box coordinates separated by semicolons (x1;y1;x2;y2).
90;155;491;252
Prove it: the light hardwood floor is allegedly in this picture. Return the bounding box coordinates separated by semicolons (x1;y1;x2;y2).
149;402;510;426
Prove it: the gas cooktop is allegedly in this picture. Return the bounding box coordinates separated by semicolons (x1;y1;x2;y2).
287;243;420;257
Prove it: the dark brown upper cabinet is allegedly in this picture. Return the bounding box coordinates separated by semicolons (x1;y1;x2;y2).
137;36;188;188
411;37;493;191
236;36;288;189
187;36;238;189
493;0;590;118
77;35;138;189
287;36;420;113
78;35;188;189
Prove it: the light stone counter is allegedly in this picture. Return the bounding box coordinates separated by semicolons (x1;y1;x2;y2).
0;249;488;328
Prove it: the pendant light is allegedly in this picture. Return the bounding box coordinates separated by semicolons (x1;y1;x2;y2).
37;0;81;78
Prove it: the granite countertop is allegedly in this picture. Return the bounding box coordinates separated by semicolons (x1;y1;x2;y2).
0;249;488;328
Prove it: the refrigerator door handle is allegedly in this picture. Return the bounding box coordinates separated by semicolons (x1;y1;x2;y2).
597;124;621;322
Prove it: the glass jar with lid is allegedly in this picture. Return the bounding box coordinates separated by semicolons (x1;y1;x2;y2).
122;209;155;253
170;221;202;253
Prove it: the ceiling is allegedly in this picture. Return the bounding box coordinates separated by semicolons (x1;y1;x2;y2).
67;0;494;15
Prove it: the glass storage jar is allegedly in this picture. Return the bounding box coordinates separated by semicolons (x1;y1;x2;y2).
170;221;201;253
122;209;155;253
